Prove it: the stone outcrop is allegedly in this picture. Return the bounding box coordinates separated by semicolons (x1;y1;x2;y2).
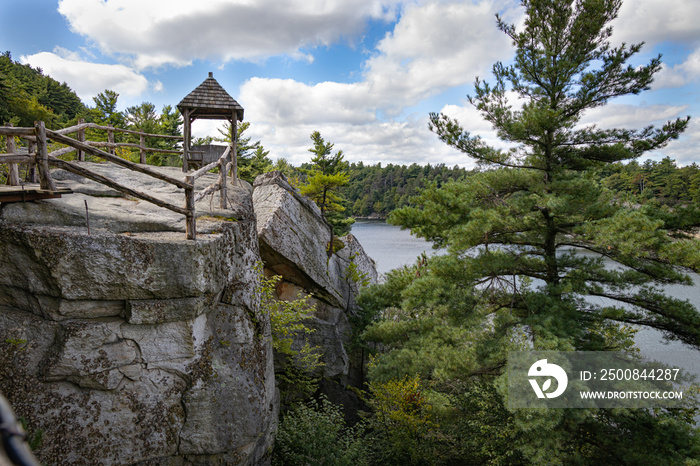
253;172;377;406
0;164;276;465
0;164;380;464
254;171;377;310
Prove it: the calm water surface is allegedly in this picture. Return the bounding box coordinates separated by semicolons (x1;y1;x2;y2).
351;220;444;275
351;220;700;372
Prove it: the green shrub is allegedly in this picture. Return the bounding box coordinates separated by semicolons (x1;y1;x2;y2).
273;396;368;466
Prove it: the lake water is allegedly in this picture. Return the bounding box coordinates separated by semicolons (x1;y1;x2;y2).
351;220;700;375
351;219;444;275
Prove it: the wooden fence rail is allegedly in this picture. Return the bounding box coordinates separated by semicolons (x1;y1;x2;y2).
16;120;185;162
0;121;230;240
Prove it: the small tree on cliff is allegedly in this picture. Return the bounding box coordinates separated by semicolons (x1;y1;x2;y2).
365;0;700;463
301;131;354;249
217;121;273;183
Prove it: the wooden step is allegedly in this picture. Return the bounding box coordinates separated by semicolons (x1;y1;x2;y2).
0;185;73;203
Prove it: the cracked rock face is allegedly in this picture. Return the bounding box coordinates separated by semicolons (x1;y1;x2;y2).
253;171;378;411
0;164;276;465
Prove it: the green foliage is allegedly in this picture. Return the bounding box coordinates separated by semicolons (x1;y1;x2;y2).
272;395;369;466
342;162;469;218
216;121;273;183
240;145;273;183
0;52;84;128
361;1;700;464
363;374;443;465
19;417;44;452
90;89;125;128
345;252;371;288
300;131;355;237
273;157;302;186
253;263;324;401
121;102;182;166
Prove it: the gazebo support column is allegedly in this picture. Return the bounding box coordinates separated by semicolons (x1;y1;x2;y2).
182;107;190;173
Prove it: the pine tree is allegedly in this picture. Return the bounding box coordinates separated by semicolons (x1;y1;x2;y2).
300;131;354;243
364;0;700;463
216;121;272;183
394;0;698;351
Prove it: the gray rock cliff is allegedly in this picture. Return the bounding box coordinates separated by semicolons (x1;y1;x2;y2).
0;164;276;465
253;171;377;407
0;164;379;464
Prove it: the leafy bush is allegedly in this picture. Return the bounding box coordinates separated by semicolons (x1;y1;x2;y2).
254;263;324;401
273;396;368;466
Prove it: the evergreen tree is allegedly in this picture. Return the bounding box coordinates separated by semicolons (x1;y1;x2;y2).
0;52;85;127
364;0;700;463
90;90;125;128
300;131;354;241
158;105;182;147
216;121;273;183
157;104;183;165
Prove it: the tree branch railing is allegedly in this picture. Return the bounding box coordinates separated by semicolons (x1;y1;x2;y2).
12;120;184;162
0;121;231;240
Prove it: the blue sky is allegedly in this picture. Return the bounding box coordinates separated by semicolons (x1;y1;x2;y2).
2;0;699;167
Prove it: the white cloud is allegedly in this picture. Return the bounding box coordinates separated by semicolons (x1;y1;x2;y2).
652;48;700;89
232;113;471;168
57;0;403;70
579;103;690;130
240;78;375;126
19;51;150;102
612;0;700;46
362;0;513;111
233;0;518;165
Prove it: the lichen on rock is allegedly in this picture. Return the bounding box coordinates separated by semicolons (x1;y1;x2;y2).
0;164;276;465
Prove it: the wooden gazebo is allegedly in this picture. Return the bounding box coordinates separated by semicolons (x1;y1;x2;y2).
177;72;244;179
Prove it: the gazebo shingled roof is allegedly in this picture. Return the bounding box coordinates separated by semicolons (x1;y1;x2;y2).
177;72;244;175
177;72;244;121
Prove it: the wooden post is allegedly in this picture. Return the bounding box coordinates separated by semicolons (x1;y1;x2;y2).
219;157;227;209
140;133;146;163
5;124;19;186
182;108;190;172
107;124;115;155
77;118;85;161
185;174;196;239
231;116;238;186
34;121;56;191
27;139;37;182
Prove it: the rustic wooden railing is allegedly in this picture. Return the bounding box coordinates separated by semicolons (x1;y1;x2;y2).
0;121;233;240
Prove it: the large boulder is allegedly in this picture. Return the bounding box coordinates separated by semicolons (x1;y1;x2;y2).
0;163;277;465
253;171;377;408
253;171;377;309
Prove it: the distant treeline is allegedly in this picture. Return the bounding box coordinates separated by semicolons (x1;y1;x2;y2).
599;156;700;204
320;156;700;220
339;162;469;217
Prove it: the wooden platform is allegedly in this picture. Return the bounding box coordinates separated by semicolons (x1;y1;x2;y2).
0;185;73;203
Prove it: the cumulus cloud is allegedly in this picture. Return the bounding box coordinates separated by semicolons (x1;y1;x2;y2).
235;0;518;165
57;0;403;70
362;0;513;112
612;0;700;46
658;118;700;165
240;78;375;126
19;50;150;102
579;103;690;130
652;49;700;89
224;112;471;168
